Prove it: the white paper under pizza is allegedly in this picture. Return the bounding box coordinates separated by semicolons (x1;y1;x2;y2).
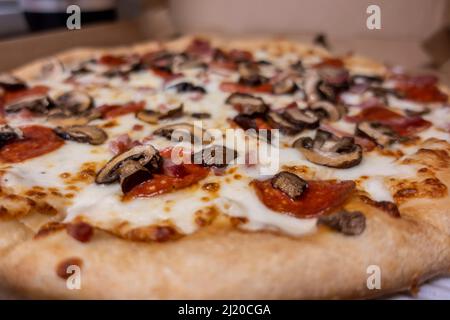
389;277;450;300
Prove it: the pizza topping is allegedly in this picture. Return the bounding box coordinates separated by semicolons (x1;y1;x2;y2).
167;82;206;94
0;124;23;147
4;92;51;114
0;125;64;163
317;210;366;235
393;75;448;103
356;121;397;147
53;91;93;114
346;106;431;136
54;125;108;145
272;75;298;95
99;101;145;119
192;145;238;168
136;104;183;124
293;130;363;168
66;221;94;242
266;111;301;135
154;122;212;144
125;163;210;198
310;100;345;122
225;92;268;116
0;73;27;91
351;74;383;86
252;178;355;218
271;171;308;200
191;112;211;119
118;160;153;193
95;144;162;184
282;103;320;129
220;81;273;94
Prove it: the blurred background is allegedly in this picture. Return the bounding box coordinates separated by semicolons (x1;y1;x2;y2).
0;0;449;76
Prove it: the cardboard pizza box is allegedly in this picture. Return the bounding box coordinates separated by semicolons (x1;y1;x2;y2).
0;0;448;75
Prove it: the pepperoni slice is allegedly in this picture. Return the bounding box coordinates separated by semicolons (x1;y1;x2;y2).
220;82;273;94
126;164;210;198
98;101;145;119
397;83;447;103
314;57;345;68
345;106;431;136
252;179;355;218
391;74;448;103
0;125;64;163
99;54;127;66
2;85;49;106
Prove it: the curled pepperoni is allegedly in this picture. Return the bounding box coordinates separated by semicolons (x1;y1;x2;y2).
0;125;64;163
98;101;145;119
220;82;273;94
345;106;431;136
125;164;210;198
252;179;355;218
314;57;345;68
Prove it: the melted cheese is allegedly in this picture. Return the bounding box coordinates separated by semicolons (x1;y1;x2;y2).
2;48;439;239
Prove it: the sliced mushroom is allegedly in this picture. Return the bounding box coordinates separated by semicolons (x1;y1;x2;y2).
310;101;345;122
293;130;362;168
54;125;107;145
4;93;51;114
95;144;161;184
318;66;349;88
238;62;260;78
47;109;101;126
153;123;212;145
136;104;183;124
273;76;297;95
351;74;383;85
356;121;397;147
192;145;238;168
317;210;366;235
0;73;27;91
266;111;300;135
238;72;269;87
225;93;268;116
303;71;321;102
0;125;23;147
271;171;308;200
118;160;153;193
167;82;206;94
191;112;211;119
233;115;272;142
282;105;320;129
54;91;93;114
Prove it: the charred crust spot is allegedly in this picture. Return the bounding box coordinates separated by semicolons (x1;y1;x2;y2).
56;257;83;280
393;178;447;203
195;207;220;227
66;222;94;243
123;224;181;242
359;195;401;218
202;182;220;193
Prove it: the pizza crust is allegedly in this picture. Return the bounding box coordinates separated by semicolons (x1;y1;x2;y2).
1;35;450;299
1;197;449;299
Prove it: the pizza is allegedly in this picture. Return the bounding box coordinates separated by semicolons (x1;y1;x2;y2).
0;35;449;299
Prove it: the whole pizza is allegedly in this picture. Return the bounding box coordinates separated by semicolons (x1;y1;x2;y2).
0;36;449;299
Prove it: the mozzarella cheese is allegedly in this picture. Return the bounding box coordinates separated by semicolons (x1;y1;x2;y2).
1;48;436;239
